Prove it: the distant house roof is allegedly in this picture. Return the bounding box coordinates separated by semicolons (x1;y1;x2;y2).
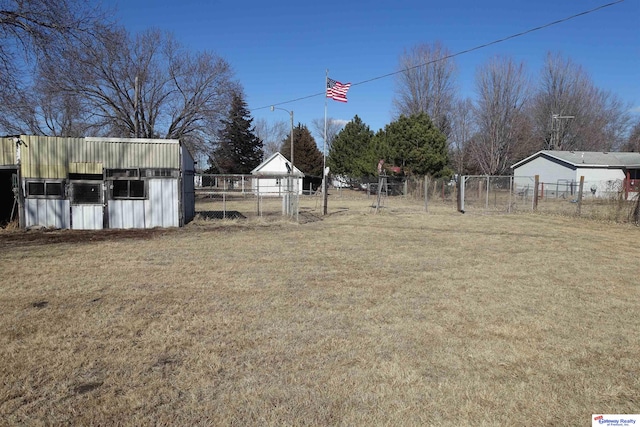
251;152;304;176
511;150;640;170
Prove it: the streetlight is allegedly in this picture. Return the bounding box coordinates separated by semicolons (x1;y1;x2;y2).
270;106;296;219
270;106;293;173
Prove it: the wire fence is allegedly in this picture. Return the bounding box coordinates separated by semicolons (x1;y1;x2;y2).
195;174;301;221
193;173;640;225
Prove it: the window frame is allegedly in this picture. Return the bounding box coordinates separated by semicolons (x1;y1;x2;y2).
70;181;103;205
109;179;147;200
26;180;65;199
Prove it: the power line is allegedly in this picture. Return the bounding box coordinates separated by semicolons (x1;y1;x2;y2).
253;0;624;111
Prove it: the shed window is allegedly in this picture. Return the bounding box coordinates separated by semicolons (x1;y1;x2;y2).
28;182;45;196
141;168;177;178
71;182;102;204
106;169;139;178
111;180;146;199
27;181;64;198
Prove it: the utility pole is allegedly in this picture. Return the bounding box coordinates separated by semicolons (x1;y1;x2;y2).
551;114;575;150
134;76;140;138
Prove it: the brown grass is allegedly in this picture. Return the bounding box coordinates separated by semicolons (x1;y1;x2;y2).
1;194;638;425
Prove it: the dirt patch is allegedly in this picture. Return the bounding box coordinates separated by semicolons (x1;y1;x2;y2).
0;227;173;248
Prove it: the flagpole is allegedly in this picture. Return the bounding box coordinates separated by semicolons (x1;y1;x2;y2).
323;69;329;215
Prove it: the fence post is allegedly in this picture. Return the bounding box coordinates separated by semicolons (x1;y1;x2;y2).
485;175;490;209
256;178;260;216
625;171;630;200
458;176;465;213
424;176;429;212
576;176;585;216
533;175;539;211
508;176;512;213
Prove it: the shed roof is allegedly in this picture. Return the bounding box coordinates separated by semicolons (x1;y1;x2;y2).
251;152;304;176
511;150;640;170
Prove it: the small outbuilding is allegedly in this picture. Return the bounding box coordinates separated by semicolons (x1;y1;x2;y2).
0;135;195;229
511;150;640;198
251;152;304;196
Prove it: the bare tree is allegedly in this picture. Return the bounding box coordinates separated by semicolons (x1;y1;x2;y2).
449;98;475;174
35;27;237;157
622;117;640;152
311;117;344;155
0;0;105;134
254;118;287;157
531;52;631;151
470;56;529;175
0;0;102;85
393;41;458;136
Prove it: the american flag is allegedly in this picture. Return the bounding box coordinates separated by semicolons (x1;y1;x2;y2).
326;78;351;103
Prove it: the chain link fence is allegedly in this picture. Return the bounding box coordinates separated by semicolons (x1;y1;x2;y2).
513;176;640;222
195;174;301;220
193;173;640;224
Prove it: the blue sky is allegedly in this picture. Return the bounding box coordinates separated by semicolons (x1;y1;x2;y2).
114;0;639;147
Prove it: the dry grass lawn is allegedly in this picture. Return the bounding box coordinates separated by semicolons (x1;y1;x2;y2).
1;194;638;425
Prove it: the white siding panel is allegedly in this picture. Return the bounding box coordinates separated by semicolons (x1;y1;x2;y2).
24;199;69;228
575;168;626;198
513;156;576;193
108;200;146;229
71;205;103;230
146;179;178;227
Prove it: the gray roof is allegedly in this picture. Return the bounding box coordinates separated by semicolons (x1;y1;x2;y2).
512;150;640;169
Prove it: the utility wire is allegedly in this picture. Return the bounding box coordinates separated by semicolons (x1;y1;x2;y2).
253;0;624;111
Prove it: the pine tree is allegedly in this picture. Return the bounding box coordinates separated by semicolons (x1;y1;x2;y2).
374;113;450;177
280;124;323;176
328;115;376;178
210;91;263;174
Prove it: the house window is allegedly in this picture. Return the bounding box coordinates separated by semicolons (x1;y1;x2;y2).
111;180;146;199
26;181;64;198
70;182;102;204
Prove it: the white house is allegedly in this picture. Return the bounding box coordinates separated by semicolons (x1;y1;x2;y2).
511;150;640;199
251;152;304;196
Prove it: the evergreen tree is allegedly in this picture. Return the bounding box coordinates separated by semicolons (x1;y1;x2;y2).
210;91;263;174
374;113;450;177
328;115;376;178
280;124;323;176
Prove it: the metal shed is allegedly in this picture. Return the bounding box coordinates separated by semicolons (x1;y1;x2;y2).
0;135;195;229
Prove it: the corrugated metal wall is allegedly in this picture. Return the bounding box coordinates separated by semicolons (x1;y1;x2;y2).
16;135;185;229
24;199;70;228
109;179;178;229
20;135;75;179
71;205;103;230
19;136;181;178
84;138;179;169
0;137;16;166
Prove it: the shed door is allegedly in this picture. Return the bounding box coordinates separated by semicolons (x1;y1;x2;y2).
69;180;104;230
0;168;18;226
